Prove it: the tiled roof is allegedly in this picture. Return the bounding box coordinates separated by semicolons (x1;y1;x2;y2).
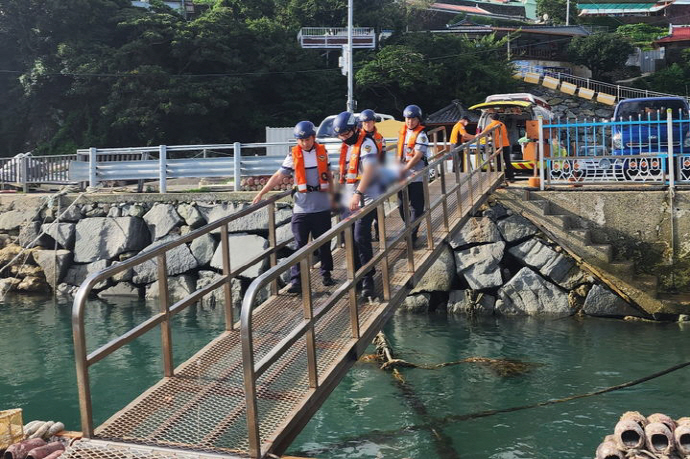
426;100;480;124
656;26;690;43
431;0;526;18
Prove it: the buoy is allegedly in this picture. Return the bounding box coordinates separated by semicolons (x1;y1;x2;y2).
26;442;64;459
645;421;675;455
595;435;624;459
620;411;648;428
613;419;645;450
648;413;677;432
674;417;690;456
3;438;47;459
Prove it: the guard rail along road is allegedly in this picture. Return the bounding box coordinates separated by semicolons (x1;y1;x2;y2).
68;126;505;459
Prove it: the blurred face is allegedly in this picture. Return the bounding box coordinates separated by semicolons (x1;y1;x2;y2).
405;117;419;129
460;119;468;126
297;136;315;150
337;129;354;141
362;120;375;132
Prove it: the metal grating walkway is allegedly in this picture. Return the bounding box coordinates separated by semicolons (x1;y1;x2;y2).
64;166;503;459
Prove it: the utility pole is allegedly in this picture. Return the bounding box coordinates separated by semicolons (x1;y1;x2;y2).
346;0;355;112
565;0;570;25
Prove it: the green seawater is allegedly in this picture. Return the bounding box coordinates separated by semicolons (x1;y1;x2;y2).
1;293;689;458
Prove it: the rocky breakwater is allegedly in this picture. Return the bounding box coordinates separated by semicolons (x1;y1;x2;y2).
400;201;645;319
0;196;295;306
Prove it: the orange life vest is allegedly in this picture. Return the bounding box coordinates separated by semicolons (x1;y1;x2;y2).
338;130;367;184
292;143;329;193
397;125;425;162
367;129;385;162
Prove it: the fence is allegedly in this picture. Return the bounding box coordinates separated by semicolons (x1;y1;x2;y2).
0;153;76;192
532;109;690;187
515;64;690;105
68;130;449;193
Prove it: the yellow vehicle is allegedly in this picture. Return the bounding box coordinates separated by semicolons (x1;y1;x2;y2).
470;93;554;172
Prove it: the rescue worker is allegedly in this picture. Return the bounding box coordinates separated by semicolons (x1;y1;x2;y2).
359;109;387;241
359;109;386;163
449;115;475;172
253;120;335;294
334;111;380;300
397;104;428;244
481;113;515;182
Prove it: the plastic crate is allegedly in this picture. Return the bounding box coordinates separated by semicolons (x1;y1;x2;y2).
0;409;23;450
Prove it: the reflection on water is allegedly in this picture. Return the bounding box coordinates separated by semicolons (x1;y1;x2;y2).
1;294;689;459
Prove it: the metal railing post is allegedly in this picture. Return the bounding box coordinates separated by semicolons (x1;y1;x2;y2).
422;173;434;250
21;155;28;193
241;332;260;458
667;109;675;189
73;317;94;437
299;259;318;388
538;117;545;191
439;159;449;231
234;142;242;192
376;204;391;301
455;147;464;219
89;148;98;189
402;186;415;272
159;145;167;194
157;254;174;377
343;227;360;338
268;202;278;296
220;223;234;331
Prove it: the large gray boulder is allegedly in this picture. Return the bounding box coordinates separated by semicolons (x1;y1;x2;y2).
177;203;205;228
276;223;295;249
196;270;243;311
509;239;585;289
497;214;539;243
98;282;140;298
411;243;456;293
143;204;183;240
210;233;268;278
198;203;292;234
0;210;31;231
18;221;51;248
41;222;76;250
190;233;217;267
483;204;509;221
399;293;431;313
32;249;72;289
449;217;502;249
455;241;505;290
495;267;573;317
132;235;199;284
447;290;495;315
145;274;196;302
582;284;642;317
73;217;149;263
64;259;110;290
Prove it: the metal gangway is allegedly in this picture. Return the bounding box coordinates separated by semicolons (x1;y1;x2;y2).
67;129;505;459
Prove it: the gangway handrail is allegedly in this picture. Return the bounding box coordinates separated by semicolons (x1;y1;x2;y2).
239;126;502;458
71;188;293;437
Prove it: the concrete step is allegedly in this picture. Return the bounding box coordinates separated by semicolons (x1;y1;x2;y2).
633;274;659;295
529;199;550;215
587;244;613;264
606;260;635;278
548;214;571;230
569;229;591;245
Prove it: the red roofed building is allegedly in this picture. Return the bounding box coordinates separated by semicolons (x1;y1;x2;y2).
654;24;690;61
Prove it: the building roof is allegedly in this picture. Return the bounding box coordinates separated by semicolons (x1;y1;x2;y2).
655;25;690;43
578;1;670;15
430;1;526;19
426;100;480;125
493;25;593;35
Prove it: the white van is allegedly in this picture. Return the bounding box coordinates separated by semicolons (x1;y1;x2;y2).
470;93;554;170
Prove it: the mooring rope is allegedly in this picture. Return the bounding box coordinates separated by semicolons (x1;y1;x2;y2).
292;341;690;455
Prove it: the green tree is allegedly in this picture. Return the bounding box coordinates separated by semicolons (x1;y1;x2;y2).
536;0;577;24
616;24;666;50
567;33;635;81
